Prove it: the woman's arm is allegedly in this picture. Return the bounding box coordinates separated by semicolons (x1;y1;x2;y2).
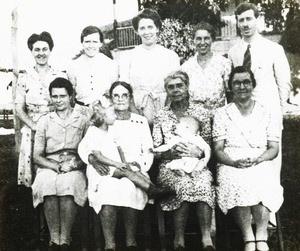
16;103;37;131
251;140;279;165
33;146;60;172
214;140;252;168
33;116;60;172
92;150;127;169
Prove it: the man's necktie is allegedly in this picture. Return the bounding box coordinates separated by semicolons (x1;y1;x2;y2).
243;44;251;69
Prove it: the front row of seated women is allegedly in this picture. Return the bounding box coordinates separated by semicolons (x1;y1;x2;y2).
32;67;283;251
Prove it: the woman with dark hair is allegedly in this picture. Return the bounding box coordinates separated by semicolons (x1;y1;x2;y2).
119;8;180;126
67;25;118;108
153;70;215;251
32;77;88;251
213;66;283;251
78;81;156;251
181;22;232;114
16;31;66;187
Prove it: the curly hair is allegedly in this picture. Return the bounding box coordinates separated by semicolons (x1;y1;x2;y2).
164;70;190;89
192;21;216;41
132;8;162;32
27;31;54;51
235;2;259;19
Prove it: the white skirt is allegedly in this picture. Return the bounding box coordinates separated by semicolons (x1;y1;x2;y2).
87;165;148;214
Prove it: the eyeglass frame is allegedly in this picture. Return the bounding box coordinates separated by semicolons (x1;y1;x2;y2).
232;79;253;88
111;93;130;101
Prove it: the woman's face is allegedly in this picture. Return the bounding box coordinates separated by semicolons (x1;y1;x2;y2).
31;41;51;66
165;78;189;103
50;88;71;111
82;32;102;58
194;29;213;55
231;72;254;101
111;85;131;111
137;18;159;46
104;107;117;125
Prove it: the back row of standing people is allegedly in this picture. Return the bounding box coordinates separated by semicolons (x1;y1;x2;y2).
15;2;291;251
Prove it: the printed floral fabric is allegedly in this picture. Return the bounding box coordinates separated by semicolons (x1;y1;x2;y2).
212;102;283;213
152;103;215;211
181;53;231;111
16;67;66;187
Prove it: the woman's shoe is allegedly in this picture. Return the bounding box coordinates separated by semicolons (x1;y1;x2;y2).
256;240;269;251
48;242;59;251
203;245;215;251
244;240;256;251
125;245;139;251
60;244;71;251
174;245;185;251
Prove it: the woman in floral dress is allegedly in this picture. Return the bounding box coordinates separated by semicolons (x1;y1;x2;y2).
213;66;283;251
16;31;66;187
181;22;232;114
153;70;215;251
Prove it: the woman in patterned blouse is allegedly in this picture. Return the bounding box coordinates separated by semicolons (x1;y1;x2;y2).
15;31;66;187
181;22;232;114
153;70;215;251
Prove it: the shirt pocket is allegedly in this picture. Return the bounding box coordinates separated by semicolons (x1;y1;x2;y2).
67;121;85;146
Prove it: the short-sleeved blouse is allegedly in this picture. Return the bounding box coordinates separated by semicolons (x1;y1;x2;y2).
67;53;118;106
15;67;66;122
212;102;280;160
152;103;215;211
180;53;231;110
212;102;283;214
32;108;89;208
119;45;180;113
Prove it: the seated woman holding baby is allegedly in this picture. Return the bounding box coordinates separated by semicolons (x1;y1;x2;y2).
78;81;174;251
152;70;215;251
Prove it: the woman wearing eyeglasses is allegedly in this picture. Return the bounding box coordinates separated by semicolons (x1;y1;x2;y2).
78;81;156;251
213;66;283;251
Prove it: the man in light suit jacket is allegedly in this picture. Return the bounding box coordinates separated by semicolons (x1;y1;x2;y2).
228;1;292;182
229;2;292;126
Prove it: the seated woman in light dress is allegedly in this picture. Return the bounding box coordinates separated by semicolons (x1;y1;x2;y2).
213;66;283;251
15;31;66;187
32;78;88;251
180;22;232;115
78;81;155;251
119;8;180;126
153;70;215;251
67;25;118;108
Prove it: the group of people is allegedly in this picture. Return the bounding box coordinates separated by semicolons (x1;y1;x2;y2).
15;2;291;251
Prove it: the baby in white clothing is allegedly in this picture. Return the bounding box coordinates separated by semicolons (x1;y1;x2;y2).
153;116;211;177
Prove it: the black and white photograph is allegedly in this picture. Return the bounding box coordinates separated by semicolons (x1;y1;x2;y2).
0;0;300;250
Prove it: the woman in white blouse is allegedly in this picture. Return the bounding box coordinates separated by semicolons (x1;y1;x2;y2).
119;8;180;126
78;81;154;251
67;26;118;108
